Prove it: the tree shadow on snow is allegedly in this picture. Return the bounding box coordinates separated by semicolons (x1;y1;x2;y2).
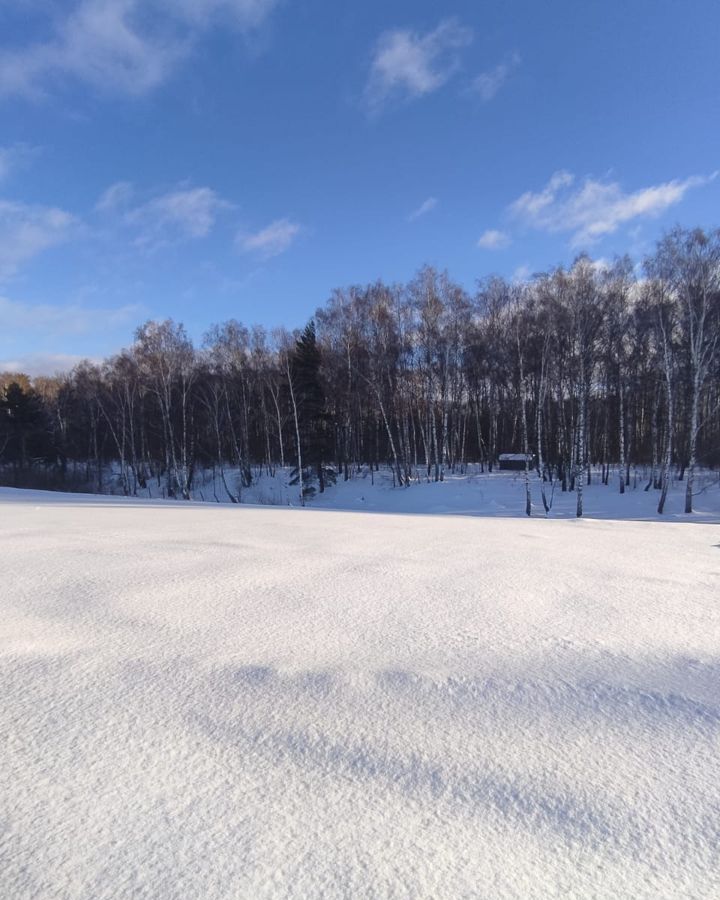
185;656;720;860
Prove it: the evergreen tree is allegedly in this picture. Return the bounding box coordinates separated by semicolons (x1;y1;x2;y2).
290;321;334;495
1;382;48;469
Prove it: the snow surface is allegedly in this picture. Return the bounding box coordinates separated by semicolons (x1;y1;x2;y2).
82;462;720;523
310;467;720;522
1;481;719;898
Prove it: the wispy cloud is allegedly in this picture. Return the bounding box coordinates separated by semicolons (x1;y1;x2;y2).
237;218;302;259
0;1;182;100
511;264;531;283
0;0;279;100
510;169;718;246
477;228;511;250
0;295;143;335
0;200;78;277
365;19;472;112
0;352;103;377
471;52;520;102
95;180;135;212
408;196;438;221
119;185;230;249
0;293;145;374
127;186;227;241
511;170;575;220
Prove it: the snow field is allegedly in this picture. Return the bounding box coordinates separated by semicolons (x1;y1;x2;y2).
1;487;719;898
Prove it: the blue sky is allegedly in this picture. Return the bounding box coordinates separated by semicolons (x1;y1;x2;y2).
1;0;719;374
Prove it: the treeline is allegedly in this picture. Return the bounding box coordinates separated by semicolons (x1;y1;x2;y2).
1;226;718;515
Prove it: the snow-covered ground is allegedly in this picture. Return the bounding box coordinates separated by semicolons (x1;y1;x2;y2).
59;462;720;522
311;466;720;522
1;482;719;898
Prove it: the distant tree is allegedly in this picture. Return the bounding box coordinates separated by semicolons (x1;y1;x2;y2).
290;320;334;497
3;227;718;515
646;228;720;512
1;381;47;471
134;320;196;499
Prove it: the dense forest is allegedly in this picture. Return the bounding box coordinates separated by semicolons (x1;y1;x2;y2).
1;226;718;516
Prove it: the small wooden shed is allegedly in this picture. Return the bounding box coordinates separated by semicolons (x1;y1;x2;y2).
498;453;532;471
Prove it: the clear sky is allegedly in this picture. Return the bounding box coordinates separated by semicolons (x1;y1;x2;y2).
1;0;719;374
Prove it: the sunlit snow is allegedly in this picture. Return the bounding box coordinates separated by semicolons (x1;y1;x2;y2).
1;476;719;898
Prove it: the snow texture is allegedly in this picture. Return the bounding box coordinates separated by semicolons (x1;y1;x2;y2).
101;463;720;523
1;480;719;898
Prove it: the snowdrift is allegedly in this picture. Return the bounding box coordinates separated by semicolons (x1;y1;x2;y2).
1;488;719;898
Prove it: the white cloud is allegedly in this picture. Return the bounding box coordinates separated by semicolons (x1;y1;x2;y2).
123;186;229;249
95;180;135;212
408;197;438;221
589;257;612;273
511;264;531;283
94;181;230;248
477;228;511;250
472;52;520;102
366;19;472;110
0;200;78;277
0;352;103;377
0;0;279;99
0;295;143;335
0;293;139;373
237;218;301;258
511;170;575;220
510;170;718;246
0;1;182;99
